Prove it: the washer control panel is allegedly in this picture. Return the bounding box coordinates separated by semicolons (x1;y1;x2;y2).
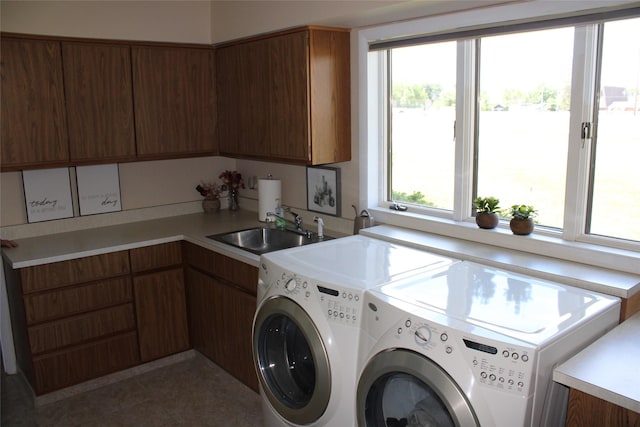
272;269;362;327
395;316;534;397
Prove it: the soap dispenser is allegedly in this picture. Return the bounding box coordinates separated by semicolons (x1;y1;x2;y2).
275;199;286;230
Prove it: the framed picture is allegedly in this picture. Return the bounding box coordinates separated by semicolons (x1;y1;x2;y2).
306;166;341;216
76;164;122;216
22;168;74;223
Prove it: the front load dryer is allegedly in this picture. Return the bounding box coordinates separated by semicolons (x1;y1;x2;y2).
357;261;620;427
253;235;456;427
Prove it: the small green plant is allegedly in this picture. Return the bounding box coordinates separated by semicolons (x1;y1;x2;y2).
508;204;537;220
473;196;500;214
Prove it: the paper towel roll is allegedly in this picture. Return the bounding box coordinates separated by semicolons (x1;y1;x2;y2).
258;178;282;222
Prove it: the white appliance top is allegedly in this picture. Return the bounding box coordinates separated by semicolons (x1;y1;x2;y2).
261;235;456;291
374;261;620;344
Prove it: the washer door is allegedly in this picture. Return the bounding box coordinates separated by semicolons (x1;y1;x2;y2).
357;349;479;427
253;295;331;425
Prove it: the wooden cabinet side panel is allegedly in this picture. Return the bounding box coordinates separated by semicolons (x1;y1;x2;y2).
620;291;640;321
62;42;136;162
133;269;190;362
268;31;310;161
185;267;225;364
566;388;640;427
130;241;182;272
1;38;69;169
132;46;216;157
28;303;136;355
32;332;140;395
20;251;130;293
309;29;351;164
23;277;133;325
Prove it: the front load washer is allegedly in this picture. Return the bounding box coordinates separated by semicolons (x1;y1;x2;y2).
357;261;620;427
253;235;456;427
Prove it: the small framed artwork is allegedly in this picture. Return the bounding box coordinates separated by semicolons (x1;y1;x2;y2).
22;168;74;223
76;164;122;216
306;166;341;216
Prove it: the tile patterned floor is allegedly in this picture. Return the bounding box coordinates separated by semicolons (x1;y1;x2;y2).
1;353;263;426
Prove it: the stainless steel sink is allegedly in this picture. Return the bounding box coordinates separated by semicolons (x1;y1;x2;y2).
207;227;333;255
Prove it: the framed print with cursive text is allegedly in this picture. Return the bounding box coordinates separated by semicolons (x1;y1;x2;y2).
22;168;74;223
76;164;122;216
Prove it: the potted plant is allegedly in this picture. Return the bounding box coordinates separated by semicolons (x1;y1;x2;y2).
473;196;500;229
508;204;537;235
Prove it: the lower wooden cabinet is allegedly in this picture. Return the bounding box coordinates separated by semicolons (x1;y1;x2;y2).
6;240;256;395
566;388;640;427
133;268;190;362
32;333;140;394
130;242;189;362
184;242;259;391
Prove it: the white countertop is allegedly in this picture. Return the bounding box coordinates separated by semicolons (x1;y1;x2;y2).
1;210;266;269
553;311;640;413
361;225;640;299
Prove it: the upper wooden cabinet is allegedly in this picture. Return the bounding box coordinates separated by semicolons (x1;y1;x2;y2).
62;42;136;163
132;45;217;158
216;27;351;165
1;37;69;169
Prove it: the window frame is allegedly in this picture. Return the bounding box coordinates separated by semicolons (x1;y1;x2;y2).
356;0;640;274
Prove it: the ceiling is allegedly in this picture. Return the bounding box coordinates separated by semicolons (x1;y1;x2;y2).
312;0;521;28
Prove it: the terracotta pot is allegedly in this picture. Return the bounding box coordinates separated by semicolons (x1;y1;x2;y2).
510;218;534;235
475;212;499;229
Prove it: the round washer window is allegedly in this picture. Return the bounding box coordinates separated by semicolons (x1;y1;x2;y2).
253;296;331;425
258;313;316;409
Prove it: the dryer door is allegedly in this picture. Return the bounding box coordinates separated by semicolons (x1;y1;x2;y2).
253;295;331;425
357;349;479;427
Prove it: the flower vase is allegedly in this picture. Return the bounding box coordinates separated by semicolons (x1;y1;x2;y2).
229;189;239;211
202;196;220;213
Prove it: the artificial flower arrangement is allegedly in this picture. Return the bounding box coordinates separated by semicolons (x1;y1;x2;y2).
195;182;222;199
219;170;245;190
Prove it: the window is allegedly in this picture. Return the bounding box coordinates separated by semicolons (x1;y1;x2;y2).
390;42;456;211
382;13;640;246
588;17;640;241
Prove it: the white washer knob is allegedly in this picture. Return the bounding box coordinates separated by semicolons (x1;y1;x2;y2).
285;278;297;292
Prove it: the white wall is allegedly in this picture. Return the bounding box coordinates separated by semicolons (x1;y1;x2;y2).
0;0;213;43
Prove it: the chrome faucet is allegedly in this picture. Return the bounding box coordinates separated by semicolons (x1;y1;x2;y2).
266;210;313;238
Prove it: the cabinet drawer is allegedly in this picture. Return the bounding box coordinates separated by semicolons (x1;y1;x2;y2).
24;277;133;325
20;251;130;293
130;241;182;272
32;332;139;395
28;303;136;355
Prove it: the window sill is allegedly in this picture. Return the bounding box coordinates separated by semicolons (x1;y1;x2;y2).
364;208;640;298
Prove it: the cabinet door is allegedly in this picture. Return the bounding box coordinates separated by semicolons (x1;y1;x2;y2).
132;46;216;157
62;42;136;162
221;284;258;392
216;40;270;158
133;268;189;362
268;31;310;161
1;38;69;170
185;267;226;364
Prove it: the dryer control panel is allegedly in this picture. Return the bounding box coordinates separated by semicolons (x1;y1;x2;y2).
396;316;535;398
